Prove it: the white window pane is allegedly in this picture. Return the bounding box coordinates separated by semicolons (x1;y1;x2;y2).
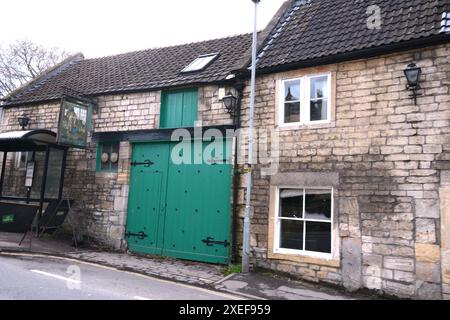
280;188;303;218
304;189;331;221
284;80;300;101
310;99;328;121
182;54;217;72
310;76;328;99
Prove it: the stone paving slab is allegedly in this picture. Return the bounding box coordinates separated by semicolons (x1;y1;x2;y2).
66;252;225;286
214;273;365;300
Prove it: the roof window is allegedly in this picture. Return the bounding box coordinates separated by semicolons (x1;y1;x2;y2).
181;53;219;73
441;12;450;33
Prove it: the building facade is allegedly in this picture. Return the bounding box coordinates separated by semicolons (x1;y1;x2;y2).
235;0;450;299
0;34;252;264
0;0;449;299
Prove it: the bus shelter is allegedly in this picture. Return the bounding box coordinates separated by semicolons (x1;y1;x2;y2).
0;129;72;244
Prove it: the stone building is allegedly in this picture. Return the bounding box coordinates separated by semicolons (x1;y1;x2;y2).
0;0;449;300
0;34;253;264
235;0;450;299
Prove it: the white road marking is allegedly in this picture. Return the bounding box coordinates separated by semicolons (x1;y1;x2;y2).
30;269;81;284
2;253;245;300
133;296;150;300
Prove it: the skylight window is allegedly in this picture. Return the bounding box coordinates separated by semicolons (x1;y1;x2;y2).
181;53;219;73
441;12;450;33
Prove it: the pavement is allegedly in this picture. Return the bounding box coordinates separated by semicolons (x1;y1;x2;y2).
0;232;364;300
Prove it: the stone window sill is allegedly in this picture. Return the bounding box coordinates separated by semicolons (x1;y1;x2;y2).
276;121;336;132
267;251;340;268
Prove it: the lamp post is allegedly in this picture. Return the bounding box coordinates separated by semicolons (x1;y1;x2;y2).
404;63;422;105
242;0;261;274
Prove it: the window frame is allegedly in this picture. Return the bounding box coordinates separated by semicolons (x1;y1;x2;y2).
181;53;219;73
96;142;120;173
273;186;334;259
15;151;33;170
278;72;332;127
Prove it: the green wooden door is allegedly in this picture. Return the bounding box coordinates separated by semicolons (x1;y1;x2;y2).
126;142;170;255
160;89;198;128
163;140;232;264
126;139;232;264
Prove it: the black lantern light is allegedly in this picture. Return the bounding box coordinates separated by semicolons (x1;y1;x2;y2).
222;92;238;117
18;113;30;130
404;63;422;105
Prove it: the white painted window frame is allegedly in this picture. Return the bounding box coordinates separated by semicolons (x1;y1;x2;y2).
273;186;334;260
278;73;332;127
15;151;31;170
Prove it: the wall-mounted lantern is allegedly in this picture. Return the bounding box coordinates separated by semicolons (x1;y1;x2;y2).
18;113;30;130
222;92;238;117
404;63;422;105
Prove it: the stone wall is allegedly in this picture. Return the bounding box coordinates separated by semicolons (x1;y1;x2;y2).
237;43;450;299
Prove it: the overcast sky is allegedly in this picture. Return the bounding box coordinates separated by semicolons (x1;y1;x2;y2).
0;0;286;58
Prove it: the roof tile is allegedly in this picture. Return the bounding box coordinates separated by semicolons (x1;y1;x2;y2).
3;34;252;106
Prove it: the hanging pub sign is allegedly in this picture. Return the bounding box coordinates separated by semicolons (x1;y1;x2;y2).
57;97;90;149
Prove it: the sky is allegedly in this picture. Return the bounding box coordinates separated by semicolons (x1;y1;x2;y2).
0;0;286;58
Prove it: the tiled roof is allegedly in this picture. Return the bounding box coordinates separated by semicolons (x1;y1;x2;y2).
2;34;252;106
256;0;450;71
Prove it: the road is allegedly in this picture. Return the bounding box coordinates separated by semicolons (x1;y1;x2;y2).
0;254;241;300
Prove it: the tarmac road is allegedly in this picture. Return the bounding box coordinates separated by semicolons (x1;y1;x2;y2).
0;254;242;300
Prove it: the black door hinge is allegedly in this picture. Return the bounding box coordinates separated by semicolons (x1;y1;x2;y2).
131;160;154;167
207;158;231;165
202;237;230;247
125;231;148;240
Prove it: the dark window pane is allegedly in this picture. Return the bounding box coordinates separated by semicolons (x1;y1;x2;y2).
280;189;303;218
284;80;300;101
305;189;331;221
310;76;328;99
310;99;328;121
280;220;304;250
305;222;331;253
284;102;300;123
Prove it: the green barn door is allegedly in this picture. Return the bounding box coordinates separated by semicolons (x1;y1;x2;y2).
126;142;170;255
126;139;232;264
163;139;232;264
160;88;198;128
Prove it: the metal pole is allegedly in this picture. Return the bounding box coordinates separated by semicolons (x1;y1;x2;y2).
0;152;7;196
242;0;260;273
37;146;50;236
58;148;68;201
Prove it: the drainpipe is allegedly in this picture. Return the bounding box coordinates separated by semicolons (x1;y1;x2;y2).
232;82;244;263
242;0;260;273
